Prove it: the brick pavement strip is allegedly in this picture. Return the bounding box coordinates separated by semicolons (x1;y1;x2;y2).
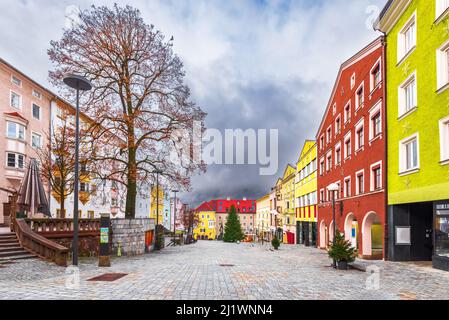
0;241;449;300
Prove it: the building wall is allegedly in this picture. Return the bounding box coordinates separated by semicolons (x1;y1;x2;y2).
150;186;164;225
194;210;216;240
385;0;449;205
316;37;386;258
0;59;52;223
295;141;318;223
256;194;271;232
281;165;296;242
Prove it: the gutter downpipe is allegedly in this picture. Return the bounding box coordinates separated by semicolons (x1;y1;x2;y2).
374;23;389;261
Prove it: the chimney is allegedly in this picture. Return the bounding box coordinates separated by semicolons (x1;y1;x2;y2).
227;197;231;201
243;197;247;201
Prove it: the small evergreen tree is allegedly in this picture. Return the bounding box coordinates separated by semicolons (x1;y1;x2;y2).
223;205;245;242
328;230;357;263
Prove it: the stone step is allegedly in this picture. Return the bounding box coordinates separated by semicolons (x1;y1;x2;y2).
0;234;16;240
0;250;29;258
0;241;19;247
0;246;22;253
0;238;18;244
0;253;36;262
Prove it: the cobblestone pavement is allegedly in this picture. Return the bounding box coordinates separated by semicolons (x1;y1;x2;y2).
1;241;449;300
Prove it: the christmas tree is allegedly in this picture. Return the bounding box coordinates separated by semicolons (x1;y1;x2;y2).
223;205;245;242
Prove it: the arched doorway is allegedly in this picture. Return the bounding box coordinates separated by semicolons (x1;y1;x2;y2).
344;213;358;249
361;211;383;259
329;221;335;245
319;220;326;249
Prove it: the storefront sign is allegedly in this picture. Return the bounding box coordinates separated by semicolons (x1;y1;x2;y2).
436;203;449;210
395;226;411;245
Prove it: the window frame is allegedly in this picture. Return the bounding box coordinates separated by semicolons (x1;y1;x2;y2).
399;133;420;174
355;169;365;195
439;115;449;164
11;75;22;87
32;103;41;120
397;12;417;64
344;131;352;159
370;161;383;191
10;90;22;110
6;152;25;169
398;71;417;118
355;81;365;111
370;58;382;92
31;131;42;149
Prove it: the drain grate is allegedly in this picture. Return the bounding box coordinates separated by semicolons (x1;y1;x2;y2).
219;264;235;267
87;273;128;282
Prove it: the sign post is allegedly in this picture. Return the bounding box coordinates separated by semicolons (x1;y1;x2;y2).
99;213;111;267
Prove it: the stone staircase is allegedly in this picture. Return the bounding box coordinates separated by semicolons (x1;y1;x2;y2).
0;232;37;263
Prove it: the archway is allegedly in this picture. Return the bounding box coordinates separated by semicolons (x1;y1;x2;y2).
361;211;383;259
319;220;326;249
344;213;358;249
329;221;335;245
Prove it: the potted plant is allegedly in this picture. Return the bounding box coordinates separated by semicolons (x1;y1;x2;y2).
327;230;357;270
271;237;281;250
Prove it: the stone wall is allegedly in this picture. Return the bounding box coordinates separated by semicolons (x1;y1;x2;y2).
111;218;155;256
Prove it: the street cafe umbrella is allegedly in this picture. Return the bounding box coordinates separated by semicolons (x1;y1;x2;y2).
17;159;51;217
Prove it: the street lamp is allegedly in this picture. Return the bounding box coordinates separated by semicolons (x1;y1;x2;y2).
63;74;92;267
327;183;339;269
154;170;163;250
172;189;179;246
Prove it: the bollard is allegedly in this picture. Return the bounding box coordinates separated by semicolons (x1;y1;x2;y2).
117;241;122;257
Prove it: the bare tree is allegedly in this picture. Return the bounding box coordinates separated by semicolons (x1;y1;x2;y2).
48;4;206;219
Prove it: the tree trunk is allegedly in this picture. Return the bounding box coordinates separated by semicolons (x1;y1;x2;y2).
125;146;137;219
60;184;65;218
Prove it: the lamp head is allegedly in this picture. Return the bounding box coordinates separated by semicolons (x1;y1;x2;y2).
63;74;92;91
327;183;339;192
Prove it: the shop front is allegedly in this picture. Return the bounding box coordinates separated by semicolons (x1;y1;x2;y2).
296;221;317;247
434;202;449;271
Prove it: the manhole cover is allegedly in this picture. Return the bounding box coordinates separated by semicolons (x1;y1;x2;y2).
219;264;235;267
87;273;128;282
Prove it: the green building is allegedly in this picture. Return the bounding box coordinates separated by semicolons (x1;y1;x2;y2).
376;0;449;270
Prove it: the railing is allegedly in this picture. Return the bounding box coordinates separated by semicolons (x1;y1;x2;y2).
24;218;101;239
13;219;69;266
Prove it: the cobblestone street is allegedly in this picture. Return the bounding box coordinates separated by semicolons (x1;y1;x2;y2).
1;241;449;300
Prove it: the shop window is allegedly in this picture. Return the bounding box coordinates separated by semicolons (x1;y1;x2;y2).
435;207;449;259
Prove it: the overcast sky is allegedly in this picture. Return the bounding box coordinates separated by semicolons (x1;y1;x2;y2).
0;0;386;208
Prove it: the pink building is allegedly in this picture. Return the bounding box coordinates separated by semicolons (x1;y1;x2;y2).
0;58;53;225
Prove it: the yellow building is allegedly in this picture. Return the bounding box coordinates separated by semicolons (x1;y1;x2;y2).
280;164;296;244
295;140;318;246
150;186;164;225
256;194;271;240
193;201;216;240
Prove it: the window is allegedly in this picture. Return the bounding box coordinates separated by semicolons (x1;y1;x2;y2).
344;102;351;123
332;103;337;116
344;177;351;197
435;208;449;259
11;76;22;87
326;126;332;144
355;83;364;110
437;40;449;91
6;122;25;141
439;116;449;162
371;63;382;90
320;135;324;150
398;13;416;62
356;123;364;150
32;89;42;100
373;166;382;190
6;153;25;169
320;158;325;175
400;134;419;173
31;132;42;149
399;73;417;116
335;115;341;134
335;143;341;165
320;189;325;203
437;0;449;19
356;172;364;195
32;104;41;120
350;73;356;89
326;152;332;171
344;133;351;159
10;91;21;109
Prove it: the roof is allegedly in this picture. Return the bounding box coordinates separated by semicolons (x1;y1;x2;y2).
195;201;215;212
374;0;394;29
196;199;257;214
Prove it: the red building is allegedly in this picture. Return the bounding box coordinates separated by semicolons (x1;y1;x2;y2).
316;36;386;260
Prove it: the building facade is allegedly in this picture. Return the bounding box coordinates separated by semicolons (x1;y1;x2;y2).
0;58;53;225
256;194;271;240
317;37;386;259
150;186;165;226
376;0;449;270
193;201;216;240
295;140;318;247
281;165;296;244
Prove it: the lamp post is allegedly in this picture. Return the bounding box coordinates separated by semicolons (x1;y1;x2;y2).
154;170;163;250
327;183;339;269
63;74;92;267
172;190;179;246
